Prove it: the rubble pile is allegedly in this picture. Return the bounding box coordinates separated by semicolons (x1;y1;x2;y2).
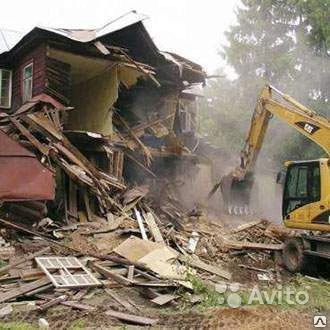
0;102;295;325
0;184;295;327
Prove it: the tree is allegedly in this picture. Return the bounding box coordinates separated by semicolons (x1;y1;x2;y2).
199;0;330;169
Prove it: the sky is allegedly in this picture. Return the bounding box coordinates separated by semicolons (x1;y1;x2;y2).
0;0;239;76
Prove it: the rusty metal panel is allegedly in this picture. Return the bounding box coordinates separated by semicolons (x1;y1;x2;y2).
0;130;55;201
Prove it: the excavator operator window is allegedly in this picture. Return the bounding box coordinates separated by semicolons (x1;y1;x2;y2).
310;164;321;202
283;162;320;218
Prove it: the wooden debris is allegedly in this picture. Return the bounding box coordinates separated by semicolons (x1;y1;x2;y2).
25;284;54;297
231;220;263;233
62;301;96;311
83;217;124;235
39;295;68;311
0;277;52;303
144;212;164;243
72;289;88;301
127;266;134;281
187;231;200;253
179;255;231;280
0;304;13;318
151;294;178;306
226;240;284;251
238;264;270;273
19;269;45;281
105;309;158;325
36;256;101;288
0;246;51;275
134;208;148;240
105;289;137;312
92;263;134;286
0;247;15;261
114;236;186;280
133;281;178;288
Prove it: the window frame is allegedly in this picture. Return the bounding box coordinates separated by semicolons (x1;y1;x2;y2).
0;69;12;109
283;161;321;217
180;108;192;133
22;62;33;103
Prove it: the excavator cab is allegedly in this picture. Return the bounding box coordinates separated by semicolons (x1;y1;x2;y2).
281;159;330;273
283;159;330;232
283;161;320;219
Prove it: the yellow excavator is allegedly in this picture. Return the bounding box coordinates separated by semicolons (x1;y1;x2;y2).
218;84;330;272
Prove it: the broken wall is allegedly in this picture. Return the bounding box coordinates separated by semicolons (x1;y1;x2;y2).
68;65;143;136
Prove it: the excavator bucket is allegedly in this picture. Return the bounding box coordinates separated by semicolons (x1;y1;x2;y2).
208;171;255;215
219;172;255;215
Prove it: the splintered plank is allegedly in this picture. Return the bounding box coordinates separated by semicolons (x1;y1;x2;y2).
134;208;148;240
62;301;96;311
226;241;284;251
9;117;50;155
0;277;52;303
92;263;133;286
82;188;92;221
68;180;78;220
39;295;68;311
180;255;231;280
0;247;51;275
151;294;178;306
127;266;134;281
105;289;136;312
144;212;164;243
105;309;158;325
231;220;263;233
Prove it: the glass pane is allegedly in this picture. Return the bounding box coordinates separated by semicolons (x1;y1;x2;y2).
310;164;321;202
296;167;308;197
286;166;299;198
22;77;33;103
23;65;33;79
2;70;10;82
0;69;11;108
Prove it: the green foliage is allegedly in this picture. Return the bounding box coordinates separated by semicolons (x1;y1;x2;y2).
0;259;7;268
68;320;86;330
294;275;330;311
199;0;329;168
0;322;36;330
188;273;220;307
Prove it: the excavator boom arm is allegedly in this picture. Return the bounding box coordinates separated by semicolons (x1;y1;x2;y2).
238;85;330;179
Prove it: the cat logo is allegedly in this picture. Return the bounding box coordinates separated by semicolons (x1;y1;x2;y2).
295;121;320;135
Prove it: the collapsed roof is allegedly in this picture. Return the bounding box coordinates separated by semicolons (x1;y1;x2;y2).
0;11;205;84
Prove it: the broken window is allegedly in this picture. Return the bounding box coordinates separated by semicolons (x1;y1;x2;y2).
179;108;192;133
22;62;33;103
0;69;12;108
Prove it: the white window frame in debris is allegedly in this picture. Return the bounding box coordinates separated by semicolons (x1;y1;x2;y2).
22;62;33;103
0;68;12;108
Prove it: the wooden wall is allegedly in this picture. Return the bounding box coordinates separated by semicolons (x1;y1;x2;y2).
10;44;71;112
11;44;47;111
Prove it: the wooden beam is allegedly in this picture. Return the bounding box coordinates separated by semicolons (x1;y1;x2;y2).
0;246;51;275
144;212;164;243
0;277;52;303
104;309;158;325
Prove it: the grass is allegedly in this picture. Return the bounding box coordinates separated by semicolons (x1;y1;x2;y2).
0;322;36;330
68;320;86;330
184;273;330;311
293;275;330;311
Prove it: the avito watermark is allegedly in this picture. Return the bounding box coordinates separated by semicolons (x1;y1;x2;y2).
216;283;310;308
248;285;309;305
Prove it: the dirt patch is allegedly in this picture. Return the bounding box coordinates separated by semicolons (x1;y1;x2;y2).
160;306;313;329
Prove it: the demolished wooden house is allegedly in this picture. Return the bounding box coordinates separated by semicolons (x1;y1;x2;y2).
0;12;206;223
